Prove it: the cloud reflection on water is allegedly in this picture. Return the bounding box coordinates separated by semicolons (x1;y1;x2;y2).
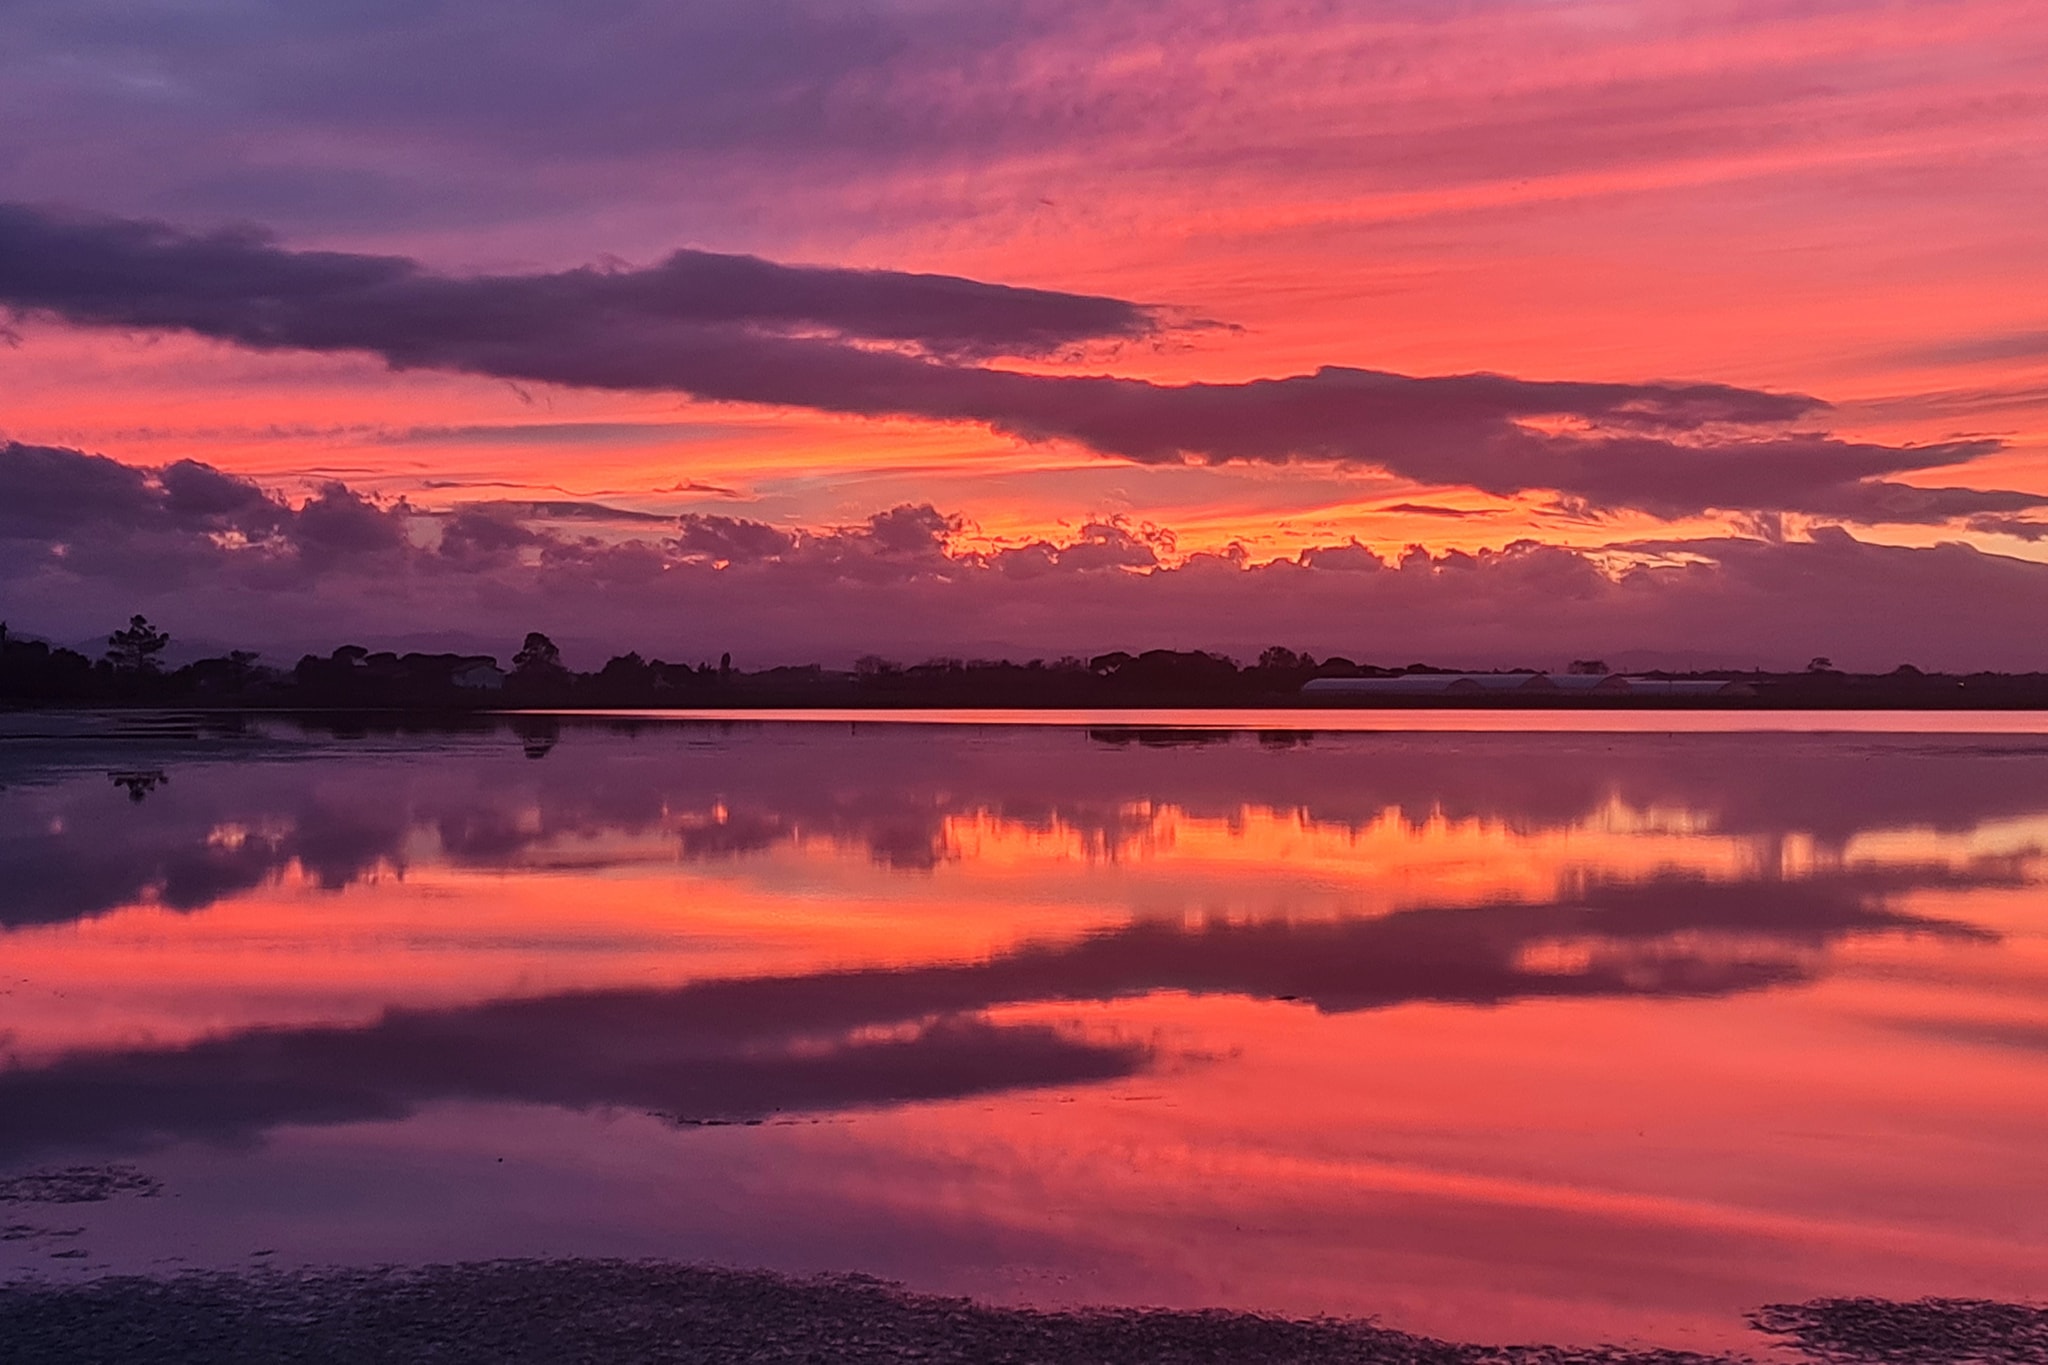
6;719;2048;928
0;856;2010;1161
0;720;2038;1149
1;718;2044;1343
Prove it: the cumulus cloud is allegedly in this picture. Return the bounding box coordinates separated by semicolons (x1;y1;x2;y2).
9;440;2048;672
0;439;411;588
3;204;2039;526
674;513;798;564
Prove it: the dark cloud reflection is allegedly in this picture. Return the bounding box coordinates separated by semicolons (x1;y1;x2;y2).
0;858;1999;1163
0;719;2034;1163
0;1003;1143;1165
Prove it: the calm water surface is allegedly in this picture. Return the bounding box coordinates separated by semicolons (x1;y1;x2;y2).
1;711;2044;1348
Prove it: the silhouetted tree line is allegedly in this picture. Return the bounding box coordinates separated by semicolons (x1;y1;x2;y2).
0;617;266;704
7;616;2048;709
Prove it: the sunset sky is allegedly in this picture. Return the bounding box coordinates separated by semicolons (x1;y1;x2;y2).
3;0;2046;668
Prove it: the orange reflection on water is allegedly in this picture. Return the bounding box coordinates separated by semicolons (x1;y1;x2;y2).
0;792;1873;1059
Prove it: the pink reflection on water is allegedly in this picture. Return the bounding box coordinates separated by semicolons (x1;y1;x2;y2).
0;720;2043;1348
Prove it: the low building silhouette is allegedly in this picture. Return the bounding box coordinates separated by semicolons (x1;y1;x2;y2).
1302;674;1752;700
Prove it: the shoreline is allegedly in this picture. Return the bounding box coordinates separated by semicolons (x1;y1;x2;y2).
15;704;2048;737
16;696;2048;713
4;1259;2044;1365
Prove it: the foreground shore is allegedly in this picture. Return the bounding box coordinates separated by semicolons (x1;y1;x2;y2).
2;1260;2043;1365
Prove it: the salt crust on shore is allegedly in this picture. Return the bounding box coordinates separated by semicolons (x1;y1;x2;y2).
2;1260;2044;1365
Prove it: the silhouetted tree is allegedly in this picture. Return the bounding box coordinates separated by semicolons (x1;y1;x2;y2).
185;649;264;695
109;769;169;803
510;715;560;759
1568;659;1611;675
512;631;565;679
1808;656;1835;673
105;615;170;673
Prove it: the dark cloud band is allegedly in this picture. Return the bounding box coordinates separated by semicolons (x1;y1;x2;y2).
0;203;2035;523
0;202;1164;362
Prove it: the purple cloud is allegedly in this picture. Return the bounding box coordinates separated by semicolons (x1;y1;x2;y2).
675;514;799;564
4;204;2036;527
0;203;1163;363
0;439;409;587
10;441;2048;672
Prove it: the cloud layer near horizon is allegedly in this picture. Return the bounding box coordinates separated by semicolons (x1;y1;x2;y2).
3;204;2039;529
8;440;2048;671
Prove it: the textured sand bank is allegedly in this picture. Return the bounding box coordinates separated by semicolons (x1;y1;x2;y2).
4;1259;2045;1365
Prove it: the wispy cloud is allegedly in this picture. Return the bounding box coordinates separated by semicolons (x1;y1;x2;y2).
1898;330;2048;367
